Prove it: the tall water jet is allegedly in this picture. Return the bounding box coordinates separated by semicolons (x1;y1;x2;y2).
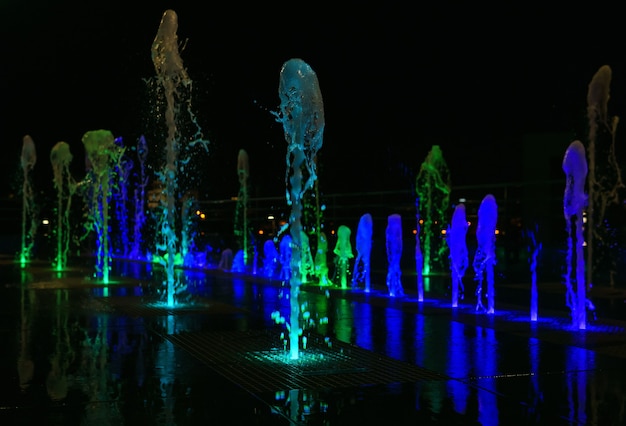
151;9;209;306
386;214;405;297
416;145;451;276
314;231;331;286
262;239;279;279
299;230;314;282
279;233;292;281
50;142;76;271
585;65;623;289
447;203;468;308
273;58;325;360
563;140;589;329
473;194;497;314
20;135;37;265
112;138;132;259
130;135;149;260
415;198;425;301
352;213;373;292
524;224;542;321
81;129;124;284
333;225;353;289
235;149;250;266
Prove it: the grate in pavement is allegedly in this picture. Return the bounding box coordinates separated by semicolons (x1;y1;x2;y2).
163;329;448;393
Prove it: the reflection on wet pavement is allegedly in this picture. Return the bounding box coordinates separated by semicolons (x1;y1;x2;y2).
2;257;626;425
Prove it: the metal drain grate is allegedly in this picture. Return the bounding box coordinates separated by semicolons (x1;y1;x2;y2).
164;329;448;393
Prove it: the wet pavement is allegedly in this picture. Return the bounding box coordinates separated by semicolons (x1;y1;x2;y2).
2;255;626;425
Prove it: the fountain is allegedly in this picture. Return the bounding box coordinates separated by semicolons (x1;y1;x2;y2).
524;224;542;321
415;145;451;276
20;135;38;265
81;129;124;284
352;213;373;292
473;194;497;314
279;233;292;281
333;225;353;289
386;213;405;297
415;198;425;301
130;135;149;260
262;239;279;279
150;9;209;306
50;141;76;271
585;64;621;290
299;231;315;283
235;149;250;266
562;140;589;329
273;58;325;360
447;203;468;308
314;231;331;286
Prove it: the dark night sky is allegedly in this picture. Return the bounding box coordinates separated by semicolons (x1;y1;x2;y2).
2;1;625;201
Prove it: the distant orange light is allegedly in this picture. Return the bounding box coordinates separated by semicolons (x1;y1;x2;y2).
441;229;447;235
412;229;417;235
258;230;264;235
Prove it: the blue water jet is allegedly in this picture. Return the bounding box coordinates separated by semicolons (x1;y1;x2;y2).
563;140;589;329
447;203;468;308
352;213;373;292
473;194;497;314
386;214;405;297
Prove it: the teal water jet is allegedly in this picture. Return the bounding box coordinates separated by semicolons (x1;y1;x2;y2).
274;58;325;360
151;9;209;306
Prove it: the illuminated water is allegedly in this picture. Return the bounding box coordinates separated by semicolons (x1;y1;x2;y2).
81;129;124;284
50;141;76;271
415;145;451;276
273;58;325;360
235;149;250;265
473;194;497;314
19;135;37;265
448;203;468;308
352;213;373;292
150;9;209;306
525;225;542;321
563;140;589;329
130;135;149;260
386;214;404;297
333;225;353;289
314;231;331;286
262;239;279;279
